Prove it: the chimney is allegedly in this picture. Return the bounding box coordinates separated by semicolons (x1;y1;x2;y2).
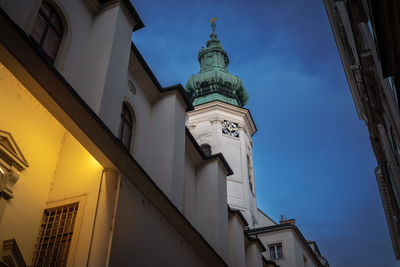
279;215;296;226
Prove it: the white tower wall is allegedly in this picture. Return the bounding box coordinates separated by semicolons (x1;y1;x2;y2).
187;101;258;227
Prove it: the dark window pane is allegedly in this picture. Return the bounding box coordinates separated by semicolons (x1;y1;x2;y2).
42;26;61;61
201;144;211;156
118;103;135;149
277;250;283;259
40;2;51;18
122;123;131;147
124;109;132;126
31;15;46;44
51;14;63;34
31;1;63;63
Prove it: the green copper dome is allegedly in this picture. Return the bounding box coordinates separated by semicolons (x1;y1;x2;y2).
185;22;249;107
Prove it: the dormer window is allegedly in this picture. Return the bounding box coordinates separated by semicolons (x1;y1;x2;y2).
31;1;64;63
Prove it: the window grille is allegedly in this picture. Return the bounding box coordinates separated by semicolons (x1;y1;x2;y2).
32;202;79;267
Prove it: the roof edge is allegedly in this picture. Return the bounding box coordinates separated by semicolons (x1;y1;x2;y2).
185;127;233;175
130;43;193;111
257;208;278;225
247;224;323;267
228;205;249;227
262;256;279;267
121;0;144;31
244;232;266;252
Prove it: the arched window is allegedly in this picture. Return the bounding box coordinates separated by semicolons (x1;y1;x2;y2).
31;1;64;63
200;144;211;157
118;103;135;149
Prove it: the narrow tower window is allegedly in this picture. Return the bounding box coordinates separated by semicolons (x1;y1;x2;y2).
247;155;255;194
30;1;64;62
200;144;212;157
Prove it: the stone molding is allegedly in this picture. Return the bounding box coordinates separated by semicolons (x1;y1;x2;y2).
0;130;28;200
187;101;257;137
2;239;27;267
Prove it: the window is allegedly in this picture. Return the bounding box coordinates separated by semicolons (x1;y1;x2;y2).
118;102;135;149
390;127;400;165
247;155;255;194
31;1;63;62
32;202;79;266
269;243;283;260
303;255;308;266
200;144;211;157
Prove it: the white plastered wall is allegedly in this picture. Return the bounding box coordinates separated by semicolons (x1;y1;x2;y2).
256;209;277;227
145;93;186;210
182;137;200;223
187;102;258;227
245;241;263;267
2;0;138;117
194;158;229;261
257;229;319;267
0;62;117;266
108;174;208;267
228;214;246;267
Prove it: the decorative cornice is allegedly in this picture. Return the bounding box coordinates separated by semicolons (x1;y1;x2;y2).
187;100;257;136
0;130;29;171
0;130;28;200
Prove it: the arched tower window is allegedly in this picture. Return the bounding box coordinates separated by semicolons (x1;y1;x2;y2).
31;1;64;63
200;144;212;157
118;102;135;149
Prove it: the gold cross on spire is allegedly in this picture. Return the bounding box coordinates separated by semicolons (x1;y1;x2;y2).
210;17;217;33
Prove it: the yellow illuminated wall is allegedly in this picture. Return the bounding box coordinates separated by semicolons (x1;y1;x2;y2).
0;62;103;265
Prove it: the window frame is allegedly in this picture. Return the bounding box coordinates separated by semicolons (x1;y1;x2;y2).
247;154;255;195
118;102;135;150
31;196;86;267
268;242;283;260
30;0;64;63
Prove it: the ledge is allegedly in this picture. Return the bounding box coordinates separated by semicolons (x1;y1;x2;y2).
130;43;194;111
228;206;248;227
185;127;233;176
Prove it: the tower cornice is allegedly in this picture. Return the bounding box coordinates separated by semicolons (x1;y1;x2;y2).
186;100;257;137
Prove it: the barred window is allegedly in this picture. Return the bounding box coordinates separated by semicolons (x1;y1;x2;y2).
32;202;79;267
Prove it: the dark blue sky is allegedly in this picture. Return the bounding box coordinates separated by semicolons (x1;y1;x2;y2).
131;0;400;266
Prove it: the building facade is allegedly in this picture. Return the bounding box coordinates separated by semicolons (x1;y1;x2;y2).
324;0;400;259
0;0;327;266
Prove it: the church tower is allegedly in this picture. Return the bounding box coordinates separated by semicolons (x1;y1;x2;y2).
186;19;258;228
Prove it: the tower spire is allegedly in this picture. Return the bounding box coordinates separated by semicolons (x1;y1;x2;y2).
210;17;217;38
185;19;249;107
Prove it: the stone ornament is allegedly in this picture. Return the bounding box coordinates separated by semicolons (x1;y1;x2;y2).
0;130;29;200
